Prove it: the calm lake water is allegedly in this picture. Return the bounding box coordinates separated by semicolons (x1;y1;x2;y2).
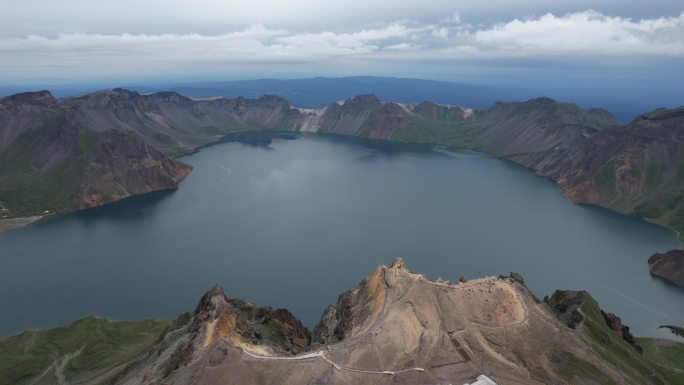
1;133;682;338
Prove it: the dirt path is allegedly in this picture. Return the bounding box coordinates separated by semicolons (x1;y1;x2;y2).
23;331;36;353
55;347;84;385
240;348;425;376
27;364;54;385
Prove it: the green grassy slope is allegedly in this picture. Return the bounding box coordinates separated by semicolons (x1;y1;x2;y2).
639;338;684;384
0;113;84;217
391;109;488;149
0;317;170;385
578;295;684;384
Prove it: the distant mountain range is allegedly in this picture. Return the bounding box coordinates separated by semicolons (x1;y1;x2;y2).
1;87;683;285
3;76;680;123
0;88;609;220
1;87;684;384
2;87;682;236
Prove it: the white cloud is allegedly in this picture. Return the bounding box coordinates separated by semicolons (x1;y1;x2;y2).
0;10;683;81
384;43;421;51
473;10;684;56
431;27;449;38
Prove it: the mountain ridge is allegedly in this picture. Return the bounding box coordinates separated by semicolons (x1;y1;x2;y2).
1;88;682;250
2;259;682;385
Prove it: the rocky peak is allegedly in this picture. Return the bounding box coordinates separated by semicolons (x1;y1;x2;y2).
255;94;291;107
108;261;677;385
639;106;684;121
601;310;641;353
193;284;227;315
526;96;558;105
185;284;310;355
389;256;407;271
147;90;193;104
546;289;642;352
0;90;57;108
102;88;141;100
313;259;420;344
66;88;141;108
342;94;382;110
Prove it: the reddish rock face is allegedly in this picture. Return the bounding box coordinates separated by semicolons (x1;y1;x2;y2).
649;250;684;288
601;310;641;352
0;90;193;217
74;129;192;209
536;107;684;237
2;88;684;242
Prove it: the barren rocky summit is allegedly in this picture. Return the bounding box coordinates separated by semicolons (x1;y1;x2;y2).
106;259;681;385
2;259;683;384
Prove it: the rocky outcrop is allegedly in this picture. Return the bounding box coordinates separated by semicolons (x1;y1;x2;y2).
649;250;684;288
545;290;588;329
601;311;641;353
8;262;682;385
658;325;684;339
187;284;311;355
115;284;311;384
546;290;642;353
105;259;682;385
2;260;681;384
312;258;391;344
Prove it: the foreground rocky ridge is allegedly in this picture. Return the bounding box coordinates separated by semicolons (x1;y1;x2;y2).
2;259;683;385
5;87;682;242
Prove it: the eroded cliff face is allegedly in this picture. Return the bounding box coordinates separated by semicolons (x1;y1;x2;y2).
480;97;617;160
536;107;684;237
649;250;684;288
3;88;684;241
64;89;306;156
75;129;191;209
114;284;310;384
0;91;191;219
109;259;680;385
0;89;477;223
546;290;642;352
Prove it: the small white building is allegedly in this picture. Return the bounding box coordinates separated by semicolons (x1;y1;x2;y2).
464;374;498;385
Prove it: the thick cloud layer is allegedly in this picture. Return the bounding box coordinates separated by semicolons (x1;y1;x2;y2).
0;1;682;83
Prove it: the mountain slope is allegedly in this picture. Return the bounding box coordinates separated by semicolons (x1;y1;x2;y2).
480;97;617;162
536;106;684;237
0;91;191;219
2;88;682;243
0;317;169;385
2;260;682;385
64;89;304;156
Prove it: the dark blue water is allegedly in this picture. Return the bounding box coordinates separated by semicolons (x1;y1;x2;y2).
0;133;681;338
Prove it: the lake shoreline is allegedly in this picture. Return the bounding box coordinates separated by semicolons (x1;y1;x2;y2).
0;215;44;233
4;130;683;244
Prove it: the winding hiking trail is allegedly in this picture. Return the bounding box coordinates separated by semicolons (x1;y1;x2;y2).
55;347;84;385
27;346;85;385
236;273;530;378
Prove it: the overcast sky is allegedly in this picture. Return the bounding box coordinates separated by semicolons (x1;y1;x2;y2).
1;0;683;85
